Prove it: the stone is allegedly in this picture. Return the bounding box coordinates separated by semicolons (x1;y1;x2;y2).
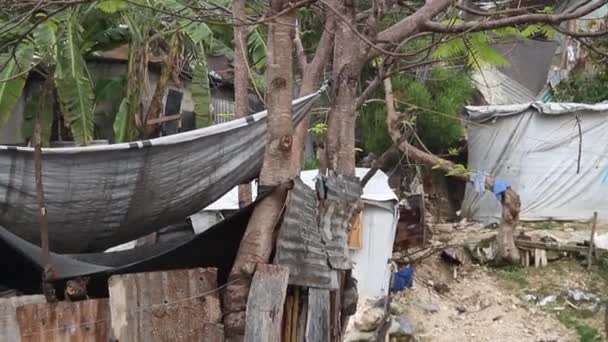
567;289;598;302
354;307;385;332
388;316;416;337
390;302;403;315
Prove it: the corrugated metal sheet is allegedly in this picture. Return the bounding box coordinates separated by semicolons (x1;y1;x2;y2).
108;268;221;341
473;68;536;105
274;178;337;289
0;295;45;342
274;175;362;288
319;175;362;269
16;299;109;342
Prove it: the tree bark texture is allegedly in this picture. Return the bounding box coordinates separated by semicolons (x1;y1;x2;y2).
233;0;253;207
223;1;296;338
383;77;520;263
325;0;366;176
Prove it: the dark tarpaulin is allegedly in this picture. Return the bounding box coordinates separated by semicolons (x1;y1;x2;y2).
0;199;260;297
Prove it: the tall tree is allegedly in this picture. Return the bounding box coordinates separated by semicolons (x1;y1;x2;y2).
223;0;297;338
233;0;253;207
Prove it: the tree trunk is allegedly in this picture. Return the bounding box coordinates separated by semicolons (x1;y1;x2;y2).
325;0;365;176
382;77;520;264
223;1;296;338
233;0;253;207
291;8;336;174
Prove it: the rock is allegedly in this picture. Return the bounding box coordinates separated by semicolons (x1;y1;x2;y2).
354;307;385;332
343;329;375;342
522;294;537;302
388;316;416;337
455;305;467;314
538;295;557;306
390;302;403;315
433;282;450;295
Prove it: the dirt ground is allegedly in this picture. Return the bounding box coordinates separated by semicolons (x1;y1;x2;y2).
392;224;608;342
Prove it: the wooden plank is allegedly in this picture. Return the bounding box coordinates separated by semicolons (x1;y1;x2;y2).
202;323;225;342
0;295;45;342
16;299;109;342
244;265;289;342
306;288;330;342
146;113;181;125
108;268;221;342
588;211;598;270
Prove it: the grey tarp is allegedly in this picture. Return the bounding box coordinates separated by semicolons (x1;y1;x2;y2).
462;101;608;223
0;197;259;296
0;89;323;253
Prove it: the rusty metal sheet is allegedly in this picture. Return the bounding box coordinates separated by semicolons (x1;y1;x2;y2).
16;298;109;342
319;175;362;269
0;295;45;342
274;178;336;289
108;267;221;342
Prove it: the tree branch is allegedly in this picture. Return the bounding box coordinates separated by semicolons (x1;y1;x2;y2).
424;0;606;33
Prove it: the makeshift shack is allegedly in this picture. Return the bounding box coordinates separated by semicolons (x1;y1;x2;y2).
195;168;399;299
461;102;608;223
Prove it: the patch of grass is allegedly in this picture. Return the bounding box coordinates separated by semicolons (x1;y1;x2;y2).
535;221;562;230
494;266;529;289
558;309;603;342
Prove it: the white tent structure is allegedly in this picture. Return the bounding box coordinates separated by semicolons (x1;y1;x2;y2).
462;102;608;223
195;168;399;298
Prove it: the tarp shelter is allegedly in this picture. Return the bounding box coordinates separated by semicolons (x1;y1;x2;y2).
461;102;608;223
202;168;399;298
0;89;323;253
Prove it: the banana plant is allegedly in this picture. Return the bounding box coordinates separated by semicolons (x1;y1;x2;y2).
0;5;124;145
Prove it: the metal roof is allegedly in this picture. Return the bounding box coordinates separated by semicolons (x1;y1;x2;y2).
472;68;536;105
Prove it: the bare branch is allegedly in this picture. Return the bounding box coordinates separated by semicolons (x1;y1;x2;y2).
423;0;606;33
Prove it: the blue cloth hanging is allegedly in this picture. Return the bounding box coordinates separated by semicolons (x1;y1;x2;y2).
493;180;509;202
391;266;414;292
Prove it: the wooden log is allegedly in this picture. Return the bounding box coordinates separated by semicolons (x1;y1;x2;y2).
16;299;109;342
306;288;330;342
516;240;603;254
588;211;598;270
244;265;289;342
108;268;221;342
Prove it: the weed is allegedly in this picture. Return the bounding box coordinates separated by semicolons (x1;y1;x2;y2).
494;266;529;289
558;309;603;342
535;221;562;230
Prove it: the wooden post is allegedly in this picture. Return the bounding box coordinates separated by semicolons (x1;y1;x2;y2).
33;82;55;302
306;288;330;342
244;265;290;342
587;211;598;270
0;296;45;342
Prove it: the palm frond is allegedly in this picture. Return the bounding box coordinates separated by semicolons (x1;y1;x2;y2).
248;28;267;70
113;97;136;142
192;43;212;128
0;43;34;127
54;12;96;145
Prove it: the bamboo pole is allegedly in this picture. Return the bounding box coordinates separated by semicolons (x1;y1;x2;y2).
587;211;598;270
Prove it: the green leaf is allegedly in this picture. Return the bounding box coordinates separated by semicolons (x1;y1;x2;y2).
97;0;128;13
0;43;34;127
113;97;135;142
192;44;212;128
33;20;59;65
54;14;96;145
248;28;267;70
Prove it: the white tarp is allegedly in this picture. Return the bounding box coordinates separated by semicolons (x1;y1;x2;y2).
462;101;608;222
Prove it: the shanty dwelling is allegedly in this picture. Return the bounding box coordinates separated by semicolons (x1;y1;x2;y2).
461;102;608;224
190;168;400;299
0;44;262;145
